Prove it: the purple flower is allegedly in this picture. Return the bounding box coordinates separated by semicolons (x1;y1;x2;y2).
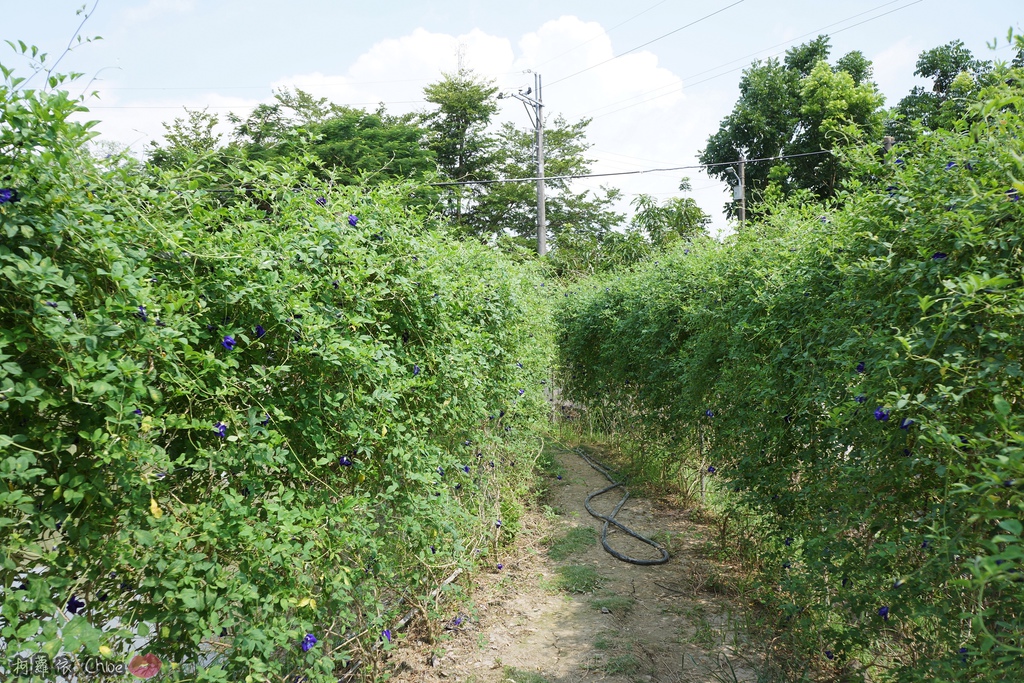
67;595;86;614
46;301;58;308
259;413;270;426
856;362;865;373
945;161;957;170
495;520;502;528
254;324;266;339
886;186;897;197
899;417;914;430
430;545;436;554
339;455;353;467
496;563;504;570
301;633;317;652
931;252;948;260
705;409;714;418
134;408;143;416
707;466;716;474
895;158;904;166
825;651;834;660
855;395;866;403
516;362;523;368
452;615;463;627
878;605;889;620
214;422;227;438
556;475;562;480
332;279;339;289
413;364;420;376
518;388;525;396
315;197;326;207
222;335;236;350
921;540;930;549
382;629;392;643
348;214;358;227
874;408;890;421
1008;188;1020;202
136;305;148;322
784;537;793;546
0;188;18;204
463;465;470;473
437;466;444;477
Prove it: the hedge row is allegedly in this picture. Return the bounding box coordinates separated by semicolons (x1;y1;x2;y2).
0;72;553;681
556;75;1024;680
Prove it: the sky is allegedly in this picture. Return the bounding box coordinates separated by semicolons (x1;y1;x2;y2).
4;1;1022;235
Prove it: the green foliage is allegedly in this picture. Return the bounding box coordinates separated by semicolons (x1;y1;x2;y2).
545;526;596;561
590;594;634;614
0;61;554;682
502;666;551;683
700;36;884;213
630;178;710;246
558;60;1024;681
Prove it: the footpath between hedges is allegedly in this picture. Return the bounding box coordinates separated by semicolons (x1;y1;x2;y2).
386;442;765;682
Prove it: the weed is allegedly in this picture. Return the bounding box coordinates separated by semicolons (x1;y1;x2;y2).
593;632;615;650
546;526;596;560
553;564;604;593
605;654;641;675
502;666;550;683
590;594;635;614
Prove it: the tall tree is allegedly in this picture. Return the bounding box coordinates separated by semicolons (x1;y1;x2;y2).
699;36;884;214
630;178;709;246
422;69;499;224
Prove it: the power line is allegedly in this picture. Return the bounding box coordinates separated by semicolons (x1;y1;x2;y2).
532;0;672;70
86;100;426;110
430;150;832;186
585;0;929;120
545;0;746;88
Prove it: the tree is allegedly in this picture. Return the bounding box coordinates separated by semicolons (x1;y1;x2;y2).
630;178;710;246
699;36;884;214
466;116;623;246
146;107;225;169
888;40;993;139
421;69;499;224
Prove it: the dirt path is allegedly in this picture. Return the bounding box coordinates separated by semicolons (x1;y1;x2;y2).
388;442;763;682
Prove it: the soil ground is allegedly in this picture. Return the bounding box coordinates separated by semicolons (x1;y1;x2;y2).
385;441;764;683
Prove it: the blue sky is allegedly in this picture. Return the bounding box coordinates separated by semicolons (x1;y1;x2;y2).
5;1;1021;233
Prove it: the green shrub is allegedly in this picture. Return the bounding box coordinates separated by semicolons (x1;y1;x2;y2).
0;63;553;681
556;55;1024;681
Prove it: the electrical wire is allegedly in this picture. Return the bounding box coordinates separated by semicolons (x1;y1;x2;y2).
586;0;925;120
544;0;746;88
429;150;832;186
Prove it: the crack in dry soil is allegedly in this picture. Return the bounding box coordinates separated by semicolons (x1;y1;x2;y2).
387;443;762;682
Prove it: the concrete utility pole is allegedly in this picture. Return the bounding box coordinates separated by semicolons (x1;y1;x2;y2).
501;72;546;255
738;152;746;226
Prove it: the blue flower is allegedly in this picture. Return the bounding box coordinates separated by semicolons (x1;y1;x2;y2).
516;362;523;368
382;629;392;643
430;545;436;554
921;540;930;549
46;301;58;308
856;362;865;373
1009;188;1020;202
348;214;358;227
315;197;326;206
332;279;339;288
339;455;353;467
496;563;503;570
855;395;866;403
895;158;904;166
495;520;502;528
899;417;914;430
463;465;470;473
222;335;236;350
452;615;463;627
259;413;270;426
67;595;86;614
707;466;716;474
886;186;897;197
301;633;317;652
782;562;791;569
214;422;227;438
518;388;525;396
437;466;444;476
874;408;890;421
825;651;834;660
945;161;957;170
0;188;18;204
784;537;793;546
134;408;143;416
254;324;266;339
136;305;148;322
705;409;714;418
878;605;889;620
931;252;948;260
413;364;420;376
556;475;562;480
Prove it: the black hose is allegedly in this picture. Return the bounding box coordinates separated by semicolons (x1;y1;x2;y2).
574;447;670;566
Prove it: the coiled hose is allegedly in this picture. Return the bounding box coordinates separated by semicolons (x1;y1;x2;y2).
574;447;670;566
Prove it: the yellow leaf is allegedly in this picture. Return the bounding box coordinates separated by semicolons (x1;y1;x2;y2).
297;597;311;608
99;646;112;657
310;598;317;609
150;497;163;519
381;425;388;437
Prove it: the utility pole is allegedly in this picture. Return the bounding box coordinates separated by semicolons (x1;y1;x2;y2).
500;71;546;255
737;152;746;227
